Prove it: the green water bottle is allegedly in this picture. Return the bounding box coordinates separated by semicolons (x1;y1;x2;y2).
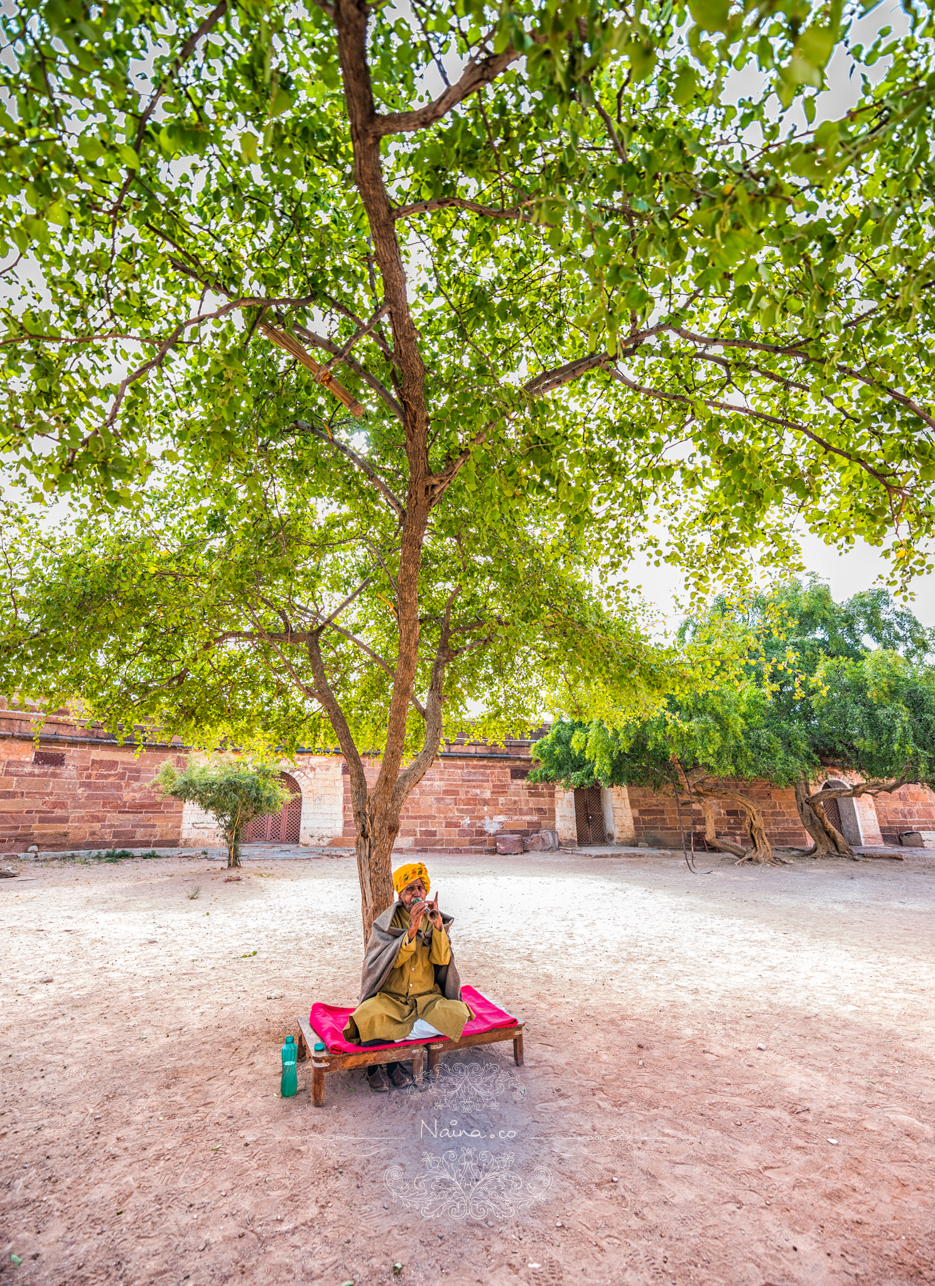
281;1035;298;1098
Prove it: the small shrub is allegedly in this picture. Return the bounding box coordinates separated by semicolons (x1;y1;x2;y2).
156;754;289;869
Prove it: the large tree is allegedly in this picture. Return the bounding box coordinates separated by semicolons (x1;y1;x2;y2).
0;462;669;933
732;579;935;856
3;0;935;919
530;685;810;865
534;580;935;864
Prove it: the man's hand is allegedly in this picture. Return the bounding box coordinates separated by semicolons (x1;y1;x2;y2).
408;899;429;939
407;893;442;938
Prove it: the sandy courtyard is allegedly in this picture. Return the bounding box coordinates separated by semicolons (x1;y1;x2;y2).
1;849;934;1286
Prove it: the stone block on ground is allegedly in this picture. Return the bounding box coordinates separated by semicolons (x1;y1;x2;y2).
899;831;935;848
524;828;559;851
495;834;523;854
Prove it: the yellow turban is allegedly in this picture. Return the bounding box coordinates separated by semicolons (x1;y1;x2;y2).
393;861;430;896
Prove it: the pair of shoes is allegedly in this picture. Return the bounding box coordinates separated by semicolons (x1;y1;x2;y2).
367;1065;391;1093
387;1062;413;1088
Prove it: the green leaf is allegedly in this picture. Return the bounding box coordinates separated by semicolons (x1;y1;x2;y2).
672;66;699;105
268;86;293;118
796;26;837;72
688;0;731;34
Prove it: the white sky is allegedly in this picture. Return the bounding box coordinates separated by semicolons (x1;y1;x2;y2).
626;533;935;631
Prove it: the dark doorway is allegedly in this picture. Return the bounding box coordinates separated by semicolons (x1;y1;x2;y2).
821;790;843;833
247;773;302;843
574;785;606;845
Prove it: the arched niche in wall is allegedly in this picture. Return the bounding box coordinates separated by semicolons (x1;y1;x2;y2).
247;773;303;843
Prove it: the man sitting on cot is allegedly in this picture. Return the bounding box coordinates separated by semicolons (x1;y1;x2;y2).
343;861;472;1092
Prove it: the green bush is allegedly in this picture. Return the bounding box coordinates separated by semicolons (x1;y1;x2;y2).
156;754;289;869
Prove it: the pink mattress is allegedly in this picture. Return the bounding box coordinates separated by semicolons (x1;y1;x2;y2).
309;984;517;1054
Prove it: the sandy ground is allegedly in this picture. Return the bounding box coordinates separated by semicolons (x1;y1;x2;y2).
1;848;934;1286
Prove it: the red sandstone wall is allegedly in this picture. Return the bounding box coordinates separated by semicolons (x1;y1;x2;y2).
875;785;935;844
339;753;555;852
6;693;935;855
628;781;811;850
0;707;184;854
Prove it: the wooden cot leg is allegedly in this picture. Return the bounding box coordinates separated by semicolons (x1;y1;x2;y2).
311;1066;325;1108
411;1047;425;1086
427;1046;440;1079
513;1033;524;1067
296;1029;308;1062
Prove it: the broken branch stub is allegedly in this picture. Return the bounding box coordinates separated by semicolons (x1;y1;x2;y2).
259;323;365;418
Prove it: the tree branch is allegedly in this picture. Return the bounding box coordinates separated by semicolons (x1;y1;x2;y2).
667;327;935;432
449;634;493;659
592;100;627;164
288;318;403;420
106;0;230;218
324;621;427;718
605;366;910;499
425;348;628;506
522;352;611;398
239;610;324;704
393;196;543;224
306;632;369;811
289;419;405;521
390;586;460;812
131;0;229;153
374;46;523;136
806;776;912;804
319;302;392;374
334;1;428;441
317;291;398;366
362;539;399;596
315;574;377;633
96;296;299;441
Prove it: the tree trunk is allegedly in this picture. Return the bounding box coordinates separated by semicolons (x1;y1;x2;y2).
353;799;400;945
695;793;747;859
694;788;780;865
225;829;242;869
734;795;778;864
793;778;855;858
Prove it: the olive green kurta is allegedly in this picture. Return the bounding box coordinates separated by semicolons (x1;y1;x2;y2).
344;907;471;1044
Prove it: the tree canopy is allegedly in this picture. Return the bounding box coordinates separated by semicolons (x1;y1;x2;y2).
2;0;935;587
731;579;935;854
4;0;935;920
0;464;669;757
530;681;809;863
0;447;680;931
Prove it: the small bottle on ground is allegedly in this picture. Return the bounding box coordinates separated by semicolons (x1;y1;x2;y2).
281;1035;298;1098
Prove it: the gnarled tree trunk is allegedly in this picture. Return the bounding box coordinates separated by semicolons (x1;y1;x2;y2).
694;787;780;865
793;777;855;858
